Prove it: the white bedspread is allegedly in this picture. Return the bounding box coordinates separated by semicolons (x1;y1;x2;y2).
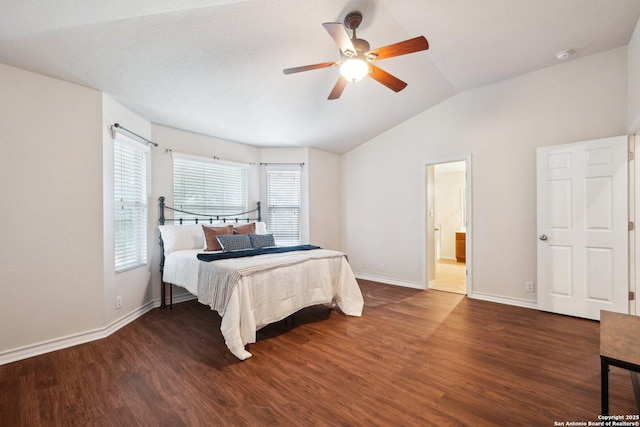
163;248;364;360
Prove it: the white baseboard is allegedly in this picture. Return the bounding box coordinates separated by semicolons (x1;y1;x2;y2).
153;291;197;308
0;301;156;366
354;273;425;290
468;291;538;310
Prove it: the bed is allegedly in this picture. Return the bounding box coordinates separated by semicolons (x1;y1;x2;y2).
158;197;364;360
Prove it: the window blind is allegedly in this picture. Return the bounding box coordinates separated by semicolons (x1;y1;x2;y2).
173;153;248;221
114;137;148;272
266;167;301;246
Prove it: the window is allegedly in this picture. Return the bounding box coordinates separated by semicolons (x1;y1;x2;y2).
266;166;301;246
173;153;248;221
114;137;148;272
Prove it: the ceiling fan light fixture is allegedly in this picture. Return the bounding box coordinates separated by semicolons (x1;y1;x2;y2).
340;58;369;82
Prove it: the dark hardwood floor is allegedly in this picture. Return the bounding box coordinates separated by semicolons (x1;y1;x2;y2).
0;280;637;426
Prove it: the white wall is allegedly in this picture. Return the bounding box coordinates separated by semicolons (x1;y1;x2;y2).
0;63;104;356
342;47;628;303
629;15;640;132
308;148;342;250
102;94;153;325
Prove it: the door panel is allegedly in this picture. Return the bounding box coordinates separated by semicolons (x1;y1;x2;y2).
537;136;628;320
550;246;572;297
585;248;613;301
549;179;572;228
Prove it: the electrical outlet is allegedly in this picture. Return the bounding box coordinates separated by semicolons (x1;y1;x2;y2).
525;281;535;292
116;296;122;309
379;263;385;271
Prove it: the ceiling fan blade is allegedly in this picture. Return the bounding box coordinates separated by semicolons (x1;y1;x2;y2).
283;61;338;75
366;36;429;61
328;76;348;100
368;64;407;92
322;22;357;56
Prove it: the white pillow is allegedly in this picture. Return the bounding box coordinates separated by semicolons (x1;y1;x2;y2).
158;224;205;255
255;221;267;235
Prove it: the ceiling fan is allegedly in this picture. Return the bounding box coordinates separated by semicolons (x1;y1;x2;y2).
283;11;429;100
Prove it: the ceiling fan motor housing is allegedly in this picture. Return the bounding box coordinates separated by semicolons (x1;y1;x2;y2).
352;38;370;55
344;11;363;31
342;12;370;60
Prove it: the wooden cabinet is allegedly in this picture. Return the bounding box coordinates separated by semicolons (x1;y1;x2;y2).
455;232;466;263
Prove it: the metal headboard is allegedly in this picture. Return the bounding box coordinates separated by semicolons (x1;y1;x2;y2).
158;196;262;308
159;196;261;225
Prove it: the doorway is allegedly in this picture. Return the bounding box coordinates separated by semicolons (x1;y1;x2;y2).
424;157;471;295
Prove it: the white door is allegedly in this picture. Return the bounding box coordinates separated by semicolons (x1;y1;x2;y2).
537;136;628;320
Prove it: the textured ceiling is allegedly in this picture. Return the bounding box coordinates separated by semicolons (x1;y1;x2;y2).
1;0;639;154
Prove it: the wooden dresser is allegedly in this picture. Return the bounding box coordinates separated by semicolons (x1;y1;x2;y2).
455;232;466;262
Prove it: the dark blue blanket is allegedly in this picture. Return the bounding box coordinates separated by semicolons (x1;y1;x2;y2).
197;245;321;262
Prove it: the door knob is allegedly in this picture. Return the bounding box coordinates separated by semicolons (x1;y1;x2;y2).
539;234;548;241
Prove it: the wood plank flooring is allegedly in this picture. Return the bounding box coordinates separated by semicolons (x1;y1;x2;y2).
0;280;637;426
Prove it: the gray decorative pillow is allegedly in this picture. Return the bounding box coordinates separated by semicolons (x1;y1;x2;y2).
216;234;252;252
249;233;275;249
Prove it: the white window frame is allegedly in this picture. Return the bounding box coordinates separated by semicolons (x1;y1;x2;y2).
114;135;149;272
266;165;302;246
172;152;249;221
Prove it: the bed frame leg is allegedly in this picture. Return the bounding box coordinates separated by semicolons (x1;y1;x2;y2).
161;281;166;309
159;282;173;310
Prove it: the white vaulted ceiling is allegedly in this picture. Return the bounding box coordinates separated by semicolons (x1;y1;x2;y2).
1;0;639;154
